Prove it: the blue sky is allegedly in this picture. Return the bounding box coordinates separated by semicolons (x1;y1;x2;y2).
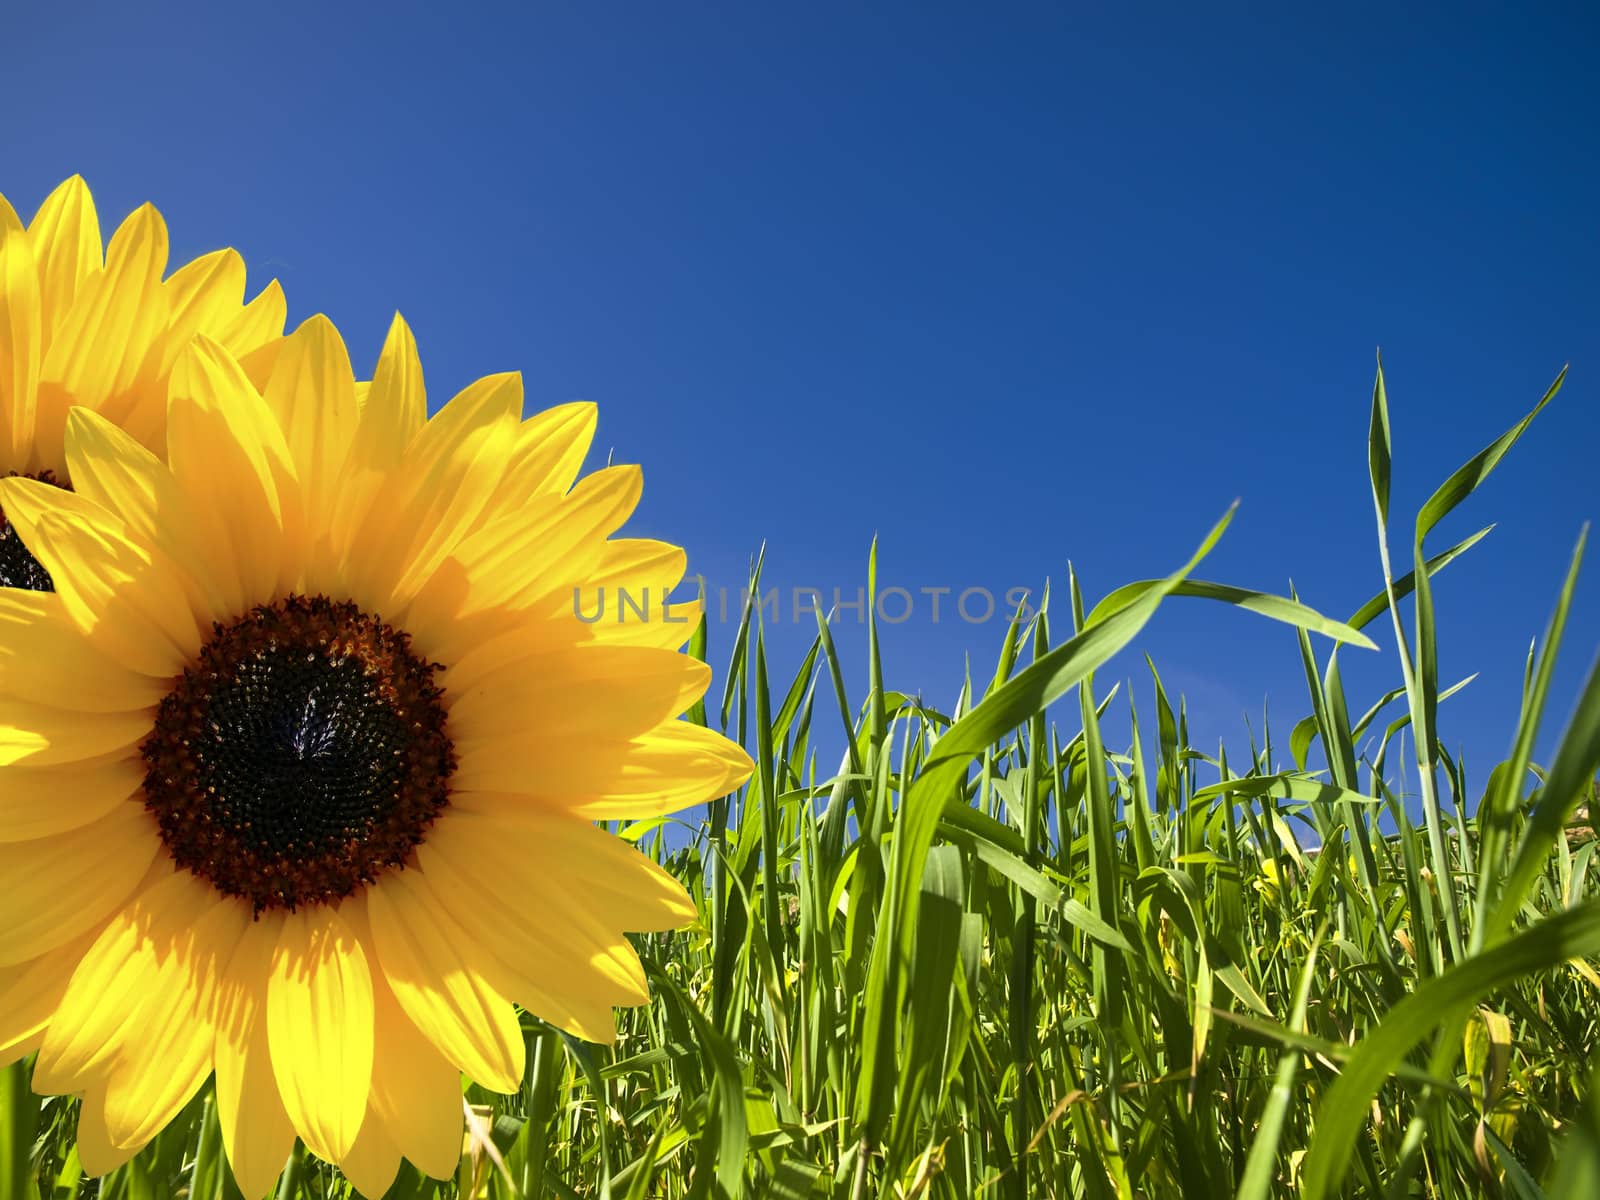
5;3;1597;799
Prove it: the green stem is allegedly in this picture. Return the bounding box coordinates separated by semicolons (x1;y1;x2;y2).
2;1058;40;1200
273;1141;306;1200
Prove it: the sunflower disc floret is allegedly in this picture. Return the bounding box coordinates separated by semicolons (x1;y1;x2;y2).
142;595;455;913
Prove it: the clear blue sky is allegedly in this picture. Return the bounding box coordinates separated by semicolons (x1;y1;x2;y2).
6;3;1597;798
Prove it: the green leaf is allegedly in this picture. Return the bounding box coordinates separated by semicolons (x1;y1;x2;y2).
1086;579;1377;650
1301;896;1600;1200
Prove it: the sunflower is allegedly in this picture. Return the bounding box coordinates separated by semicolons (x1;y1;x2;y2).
0;314;751;1196
0;176;285;591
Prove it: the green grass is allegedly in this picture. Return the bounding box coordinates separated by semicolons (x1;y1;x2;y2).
6;357;1600;1199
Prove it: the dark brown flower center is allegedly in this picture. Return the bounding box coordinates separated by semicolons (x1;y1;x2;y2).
0;470;63;592
141;595;455;912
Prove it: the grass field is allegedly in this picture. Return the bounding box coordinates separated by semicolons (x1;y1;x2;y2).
4;360;1599;1199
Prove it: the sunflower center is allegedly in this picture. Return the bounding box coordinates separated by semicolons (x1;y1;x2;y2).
141;595;455;912
0;471;64;592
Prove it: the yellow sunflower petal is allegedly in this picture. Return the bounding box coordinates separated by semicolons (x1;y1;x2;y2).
447;463;643;612
385;856;618;1044
476;400;598;524
0;696;149;767
0;933;94;1066
366;874;525;1092
367;970;464;1181
359;312;427;465
416;817;655;1007
33;868;166;1083
96;884;248;1147
0;760;139;843
415;622;580;696
426;595;656;690
26;175;102;337
348;373;522;609
36;202;170;463
400;463;644;655
340;1113;402;1199
583;537;689;595
567;537;693;647
217;278;288;362
266;906;375;1163
159;248;245;362
259;315;358;540
61;407;225;622
587;596;705;652
0;220;43;471
0;801;155;967
62;406;175;548
326;314;425;569
74;1086;141;1177
451;808;694;932
446;644;709;745
167;335;304;609
34;870;245;1109
214;912;296;1200
453;719;752;816
0;476;202;676
0;589;165;713
409;838;627;1036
